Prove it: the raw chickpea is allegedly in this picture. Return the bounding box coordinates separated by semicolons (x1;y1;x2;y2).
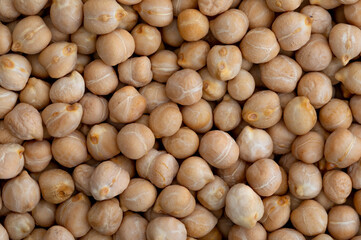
118;4;138;31
228;223;267;240
217;159;246;187
177;41;209;70
109;86;146;123
260;55;302;93
199;130;239;169
279;92;296;109
319;99;352;131
177;156;214;191
268;228;306;240
344;1;361;28
339;0;359;4
328;205;360;240
0;0;20;22
133;0;173;27
225;183;264;229
84;59;118;95
74;54;90;74
97;28;135;66
131;23;161;56
272;12;312;51
181;204;218;238
26;54;49;79
139;82;169;113
161;19;184;48
25;228;47;240
114;212;148;240
80;229;111;240
292;132;324;164
239;0;274;29
329;24;361;65
0;22;12;54
150;50;180;83
4;212;35;240
207;45;242;81
284;96;317;135
44;225;75;240
217;216;233;238
274;167;289;195
5;103;43;141
315;190;335;212
227;69;254;101
237;126;273;162
243;90;282;129
87;198;122;235
90;160;130;200
177;9;209;42
351;96;361;124
0;143;24;179
201;69;227;102
72;164;94;196
300;5;332;35
336;62;361;95
279;153;298;173
199;227;222;240
153;185;196;218
0;121;23;144
79;93;108;125
13;0;47;15
260;195;290;231
350;123;361;138
323;170;352;204
20;77;50;110
0;87;17;118
83;0;126;34
146;216;187;240
118;56;152;87
267;120;296;155
32;200;56;228
240;27;280;64
149;102;182;137
197;176;229;211
23;140;51;172
288;161;322;199
198;0;233;16
112;155;136;178
0;54;31;91
50;71;85;104
354;190;361;215
50;0;83;34
43;16;70;43
71;27;97;55
42;103;83;138
213;95;241;131
266;0;302;12
162;127;199;159
172;0;198;16
348;160;361;189
182;99;213;133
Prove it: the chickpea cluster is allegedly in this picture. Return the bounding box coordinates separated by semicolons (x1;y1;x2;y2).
1;0;361;239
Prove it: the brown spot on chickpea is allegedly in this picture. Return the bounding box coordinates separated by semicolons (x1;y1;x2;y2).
2;58;14;68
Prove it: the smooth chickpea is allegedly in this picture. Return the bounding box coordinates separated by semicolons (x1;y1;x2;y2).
146;216;187;240
292;131;324;164
328;205;360;240
288;161;322;199
118;56;152;87
319;99;352;131
182;99;213;133
197;176;229;211
0;54;31;91
354;190;361;215
97;28;135;66
267;120;296;155
50;0;83;34
162;127;198;159
19;77;50;110
150;50;180;83
43;226;75;240
0;121;23;144
348;160;361;189
50;71;84;104
43;16;70;43
161;19;184;47
198;0;233;16
80;229;112;240
117;4;138;31
172;0;197;16
0;87;17;118
90;160;130;200
323;170;352;204
0;0;20;22
79;93;108;125
239;0;274;28
72;164;94;196
349;123;361;138
315;190;335;212
177;41;209;70
177;9;209;42
279;92;297;109
23;140;51;172
274;167;289;195
88;198;122;235
26;54;48;79
213;95;241;131
31;200;56;228
217;159;246;187
279;153;298;173
336;62;361;95
0;21;12;54
351;96;361;124
112;155;136;178
217;216;233;238
13;0;47;15
228;223;267;240
300;5;332;35
139;82;169;114
260;195;290;232
131;23;161;56
268;228;306;240
344;1;361;28
200;68;226;101
114;212;147;240
149;102;182;138
0;143;24;179
71;27;97;55
272;12;312;51
133;0;173;27
4;212;35;240
227;69;254;101
25;228;47;240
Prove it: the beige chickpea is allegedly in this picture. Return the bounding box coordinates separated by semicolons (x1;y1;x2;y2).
239;0;274;29
2;171;40;213
32;200;56;228
0;121;23;144
177;156;214;191
139;82;169;114
300;5;332;35
11;16;51;54
345;1;361;28
80;229;111;240
288;161;322;199
0;87;17;119
217;216;233;238
132;24;161;56
182;99;213;133
88;198;122;235
197;176;229;211
266;0;302;12
0;54;31;91
150;50;179;83
44;225;75;240
227;70;254;101
279;153;298;173
88;124;120;161
351;96;361;124
329;24;361;65
50;0;83;34
182;204;218;238
198;0;233;16
217;159;246;187
146;216;187;240
350;123;361;138
237;126;273;163
43;16;70;43
5;103;43;141
322;57;343;86
161;19;184;48
240;27;280;64
4;212;34;240
315;190;335;212
13;0;47;15
109;86;146;124
225;183;264;228
323;170;352;204
228;223;267;240
348;160;361;189
267;120;296;155
283;96;317;135
49;71;84;104
199;130;239;169
354;190;361;215
207;45;242;81
312;234;334;240
20;77;50;110
70;27;96;55
153;185;195;218
0;0;20;22
72;164;94;196
39;169;74;204
172;0;197;16
272;12;312;51
149;102;182;137
114;212;147;240
177;9;209;42
292;131;324;164
260;195;290;232
23;140;51;172
336;62;361;95
79;93;108;125
117;4;138;31
120;178;157;212
279;92;297;109
112;155;135;178
243;90;282;129
42;103;83;138
177;41;209;71
162;127;198;159
97;28;135;66
26;54;48;79
319;99;352;131
274;167;289;195
268;228;305;240
133;0;173;27
25;228;47;240
0;22;12;54
83;0;126;34
84;59;118;95
328;205;360;240
0;143;24;179
118;56;152;87
200;68;226;101
199;227;222;240
90;160;130;200
74;53;90;74
213;95;241;131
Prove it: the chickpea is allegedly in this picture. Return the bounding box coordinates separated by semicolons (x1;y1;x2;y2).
0;143;24;179
315;190;335;212
117;4;138;31
213;95;241;131
198;0;233;16
19;77;50;110
268;228;306;240
350;96;361;125
344;1;361;28
182;99;213;133
50;0;83;34
39;169;75;204
354;190;361;215
328;205;360;240
172;0;197;16
197;176;229;211
31;200;56;228
132;24;162;57
291;131;324;164
300;5;332;35
162;127;198;159
49;71;85;104
0;88;17;118
289;161;322;199
0;121;23;144
323;170;352;204
319;99;352;132
207;45;242;81
25;228;47;240
339;0;359;4
274;167;289;195
111;155;136;178
0;22;12;54
43;225;75;240
278;92;296;109
90;160;130;200
118;56;152;87
259;195;290;232
199;227;222;240
161;19;184;48
0;0;20;22
177;9;209;42
12;0;47;15
114;212;147;240
336;62;361;95
150;50;180;83
227;69;254;101
97;28;135;66
199;69;225;102
149;102;182;137
177;41;209;70
267;120;296;155
80;229;111;240
0;54;31;91
4;212;34;240
23;140;51;172
217;159;246;187
70;27;96;55
239;0;274;29
42;103;83;138
268;0;303;12
72;164;94;196
139;82;169;114
79;93;108;125
272;12;312;51
87;198;122;235
228;223;267;240
43;16;70;43
26;54;48;79
279;153;298;173
217;216;233;238
146;216;187;240
350;123;361;138
133;0;173;27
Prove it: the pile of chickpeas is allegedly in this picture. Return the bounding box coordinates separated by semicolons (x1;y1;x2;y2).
1;0;361;239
